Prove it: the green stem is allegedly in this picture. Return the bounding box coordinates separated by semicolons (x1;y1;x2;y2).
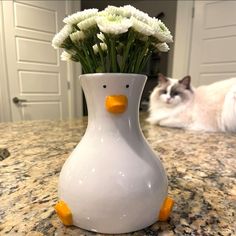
71;44;90;73
139;51;152;73
103;34;112;72
87;39;98;69
124;43;140;73
74;53;89;73
81;43;94;73
120;30;135;72
97;42;106;72
134;39;150;73
110;39;118;72
126;50;137;73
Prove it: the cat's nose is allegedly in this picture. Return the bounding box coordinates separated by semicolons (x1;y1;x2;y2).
105;95;128;114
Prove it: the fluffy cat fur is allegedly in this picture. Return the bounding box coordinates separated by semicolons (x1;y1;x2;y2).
147;74;236;132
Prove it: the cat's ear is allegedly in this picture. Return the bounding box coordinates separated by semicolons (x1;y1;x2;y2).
179;75;191;89
158;73;168;86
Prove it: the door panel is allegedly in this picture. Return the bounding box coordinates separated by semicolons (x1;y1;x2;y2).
189;0;236;86
19;71;60;94
2;0;68;121
204;1;236;28
16;37;58;64
202;36;236;63
14;2;57;33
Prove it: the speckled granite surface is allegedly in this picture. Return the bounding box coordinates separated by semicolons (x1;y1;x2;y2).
0;113;235;236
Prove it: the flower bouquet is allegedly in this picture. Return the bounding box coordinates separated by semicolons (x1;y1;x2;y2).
52;5;173;74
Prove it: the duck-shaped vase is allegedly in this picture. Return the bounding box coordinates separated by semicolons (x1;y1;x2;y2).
55;73;173;234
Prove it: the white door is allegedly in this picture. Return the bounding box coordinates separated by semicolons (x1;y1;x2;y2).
189;0;236;86
2;0;69;121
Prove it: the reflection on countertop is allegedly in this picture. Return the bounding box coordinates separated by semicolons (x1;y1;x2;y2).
0;113;235;235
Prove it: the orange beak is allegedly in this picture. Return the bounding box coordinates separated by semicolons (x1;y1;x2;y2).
105;95;128;114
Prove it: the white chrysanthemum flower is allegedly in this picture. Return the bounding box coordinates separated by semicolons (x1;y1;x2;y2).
151;18;173;43
61;51;71;61
70;31;85;44
92;43;107;54
130;16;154;36
155;42;170;52
97;32;105;42
104;5;129;17
63;9;98;25
77;16;97;31
123;5;152;23
52;25;73;49
96;14;132;34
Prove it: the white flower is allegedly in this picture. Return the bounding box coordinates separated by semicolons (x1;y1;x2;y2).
61;51;71;61
130;16;154;36
63;9;98;25
123;5;152;23
52;25;73;49
96;13;132;34
70;31;85;44
77;16;97;31
92;43;107;54
151;18;173;43
104;5;128;17
155;42;170;52
97;32;105;42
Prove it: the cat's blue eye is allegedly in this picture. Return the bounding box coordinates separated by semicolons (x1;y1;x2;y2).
173;92;179;96
161;90;167;94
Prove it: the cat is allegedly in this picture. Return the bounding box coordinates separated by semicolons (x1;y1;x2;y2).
147;74;236;132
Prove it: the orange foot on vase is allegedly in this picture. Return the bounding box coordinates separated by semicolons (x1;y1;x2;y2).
158;197;174;221
54;200;73;226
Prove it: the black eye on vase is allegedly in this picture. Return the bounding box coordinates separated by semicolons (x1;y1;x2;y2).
126;84;129;88
103;85;107;88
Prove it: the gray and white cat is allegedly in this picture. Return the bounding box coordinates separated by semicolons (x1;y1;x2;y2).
147;74;236;132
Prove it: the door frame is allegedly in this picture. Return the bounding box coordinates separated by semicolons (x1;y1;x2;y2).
0;0;82;122
172;0;194;79
66;0;83;119
0;0;11;122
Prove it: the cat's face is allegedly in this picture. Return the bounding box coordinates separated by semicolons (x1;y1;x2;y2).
151;74;193;107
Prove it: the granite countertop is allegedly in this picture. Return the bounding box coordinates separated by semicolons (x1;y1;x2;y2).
0;113;235;236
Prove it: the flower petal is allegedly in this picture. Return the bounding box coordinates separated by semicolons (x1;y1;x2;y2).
61;51;71;61
155;42;170;52
130;16;154;36
96;14;132;34
70;31;85;44
52;25;73;49
123;5;152;23
150;18;173;43
63;9;98;25
93;43;107;54
77;16;97;31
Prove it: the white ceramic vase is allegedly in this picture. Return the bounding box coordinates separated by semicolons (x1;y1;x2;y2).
55;73;170;234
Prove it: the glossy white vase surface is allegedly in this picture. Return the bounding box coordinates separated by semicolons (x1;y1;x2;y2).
58;73;168;234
